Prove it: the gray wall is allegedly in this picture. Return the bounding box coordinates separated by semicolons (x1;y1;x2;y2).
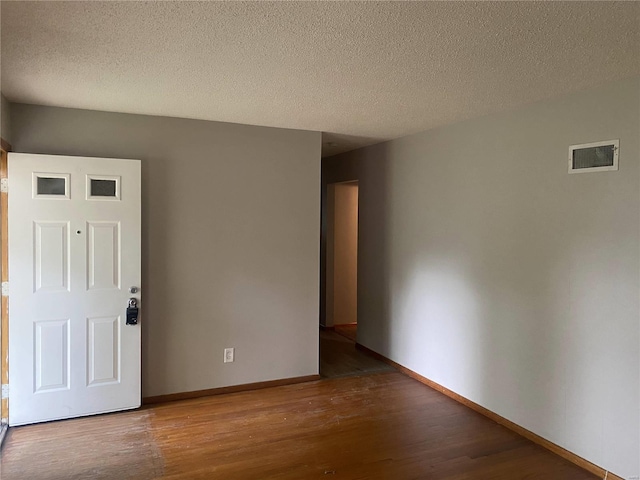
11;105;321;397
326;76;640;478
1;93;11;144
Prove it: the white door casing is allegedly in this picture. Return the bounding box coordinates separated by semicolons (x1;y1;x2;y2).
8;153;141;426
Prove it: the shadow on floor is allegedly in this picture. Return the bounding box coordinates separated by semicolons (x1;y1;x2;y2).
334;323;357;342
319;327;395;379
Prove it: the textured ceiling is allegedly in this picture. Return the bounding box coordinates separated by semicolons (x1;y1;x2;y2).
1;1;639;157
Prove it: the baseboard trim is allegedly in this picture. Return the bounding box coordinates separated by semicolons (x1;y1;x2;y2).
355;343;622;480
143;374;322;405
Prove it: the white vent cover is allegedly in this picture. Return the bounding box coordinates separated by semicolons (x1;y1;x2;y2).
568;139;618;174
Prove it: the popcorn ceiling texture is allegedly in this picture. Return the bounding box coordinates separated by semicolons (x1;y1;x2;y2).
1;1;639;156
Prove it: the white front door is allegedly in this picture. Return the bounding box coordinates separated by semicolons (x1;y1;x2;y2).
8;153;141;426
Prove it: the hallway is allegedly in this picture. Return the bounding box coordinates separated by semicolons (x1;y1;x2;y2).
319;327;394;379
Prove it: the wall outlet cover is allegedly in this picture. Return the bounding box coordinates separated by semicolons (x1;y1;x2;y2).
224;348;234;363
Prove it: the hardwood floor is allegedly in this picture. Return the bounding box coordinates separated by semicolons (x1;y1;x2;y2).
0;372;596;480
334;323;357;342
320;327;394;378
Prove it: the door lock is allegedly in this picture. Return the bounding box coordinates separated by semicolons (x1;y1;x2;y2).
126;298;139;325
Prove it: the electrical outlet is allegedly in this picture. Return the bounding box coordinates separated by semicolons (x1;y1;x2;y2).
224;348;234;363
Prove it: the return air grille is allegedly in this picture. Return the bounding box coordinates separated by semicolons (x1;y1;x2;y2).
569;139;618;173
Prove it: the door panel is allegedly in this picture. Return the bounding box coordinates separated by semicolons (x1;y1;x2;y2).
34;319;70;392
87;316;120;386
8;153;141;426
34;221;70;292
87;221;121;290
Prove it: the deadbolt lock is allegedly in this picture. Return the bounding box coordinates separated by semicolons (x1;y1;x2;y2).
126;298;139;325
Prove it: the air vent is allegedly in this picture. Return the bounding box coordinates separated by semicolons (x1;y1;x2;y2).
568;139;618;174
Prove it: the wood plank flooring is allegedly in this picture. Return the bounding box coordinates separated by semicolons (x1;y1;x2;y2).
319;327;394;378
334;324;357;342
0;372;596;480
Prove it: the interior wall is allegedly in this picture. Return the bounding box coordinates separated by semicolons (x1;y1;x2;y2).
332;182;358;326
10;104;321;397
324;182;359;327
320;152;359;328
325;76;640;478
324;184;336;328
0;94;11;144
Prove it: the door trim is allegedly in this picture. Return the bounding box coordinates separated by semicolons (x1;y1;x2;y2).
0;144;9;426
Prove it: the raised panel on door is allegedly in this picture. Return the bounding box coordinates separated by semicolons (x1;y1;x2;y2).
87;316;120;386
34;221;70;293
87;221;121;291
34;319;70;393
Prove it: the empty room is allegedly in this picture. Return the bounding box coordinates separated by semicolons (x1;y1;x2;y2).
0;1;638;479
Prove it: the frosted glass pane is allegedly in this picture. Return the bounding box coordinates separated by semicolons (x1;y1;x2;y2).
37;177;66;196
91;179;117;197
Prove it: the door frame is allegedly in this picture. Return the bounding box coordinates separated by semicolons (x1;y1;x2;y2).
1;139;11;430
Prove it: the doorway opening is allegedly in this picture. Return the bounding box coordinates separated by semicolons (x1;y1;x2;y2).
320;180;392;378
325;180;358;336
